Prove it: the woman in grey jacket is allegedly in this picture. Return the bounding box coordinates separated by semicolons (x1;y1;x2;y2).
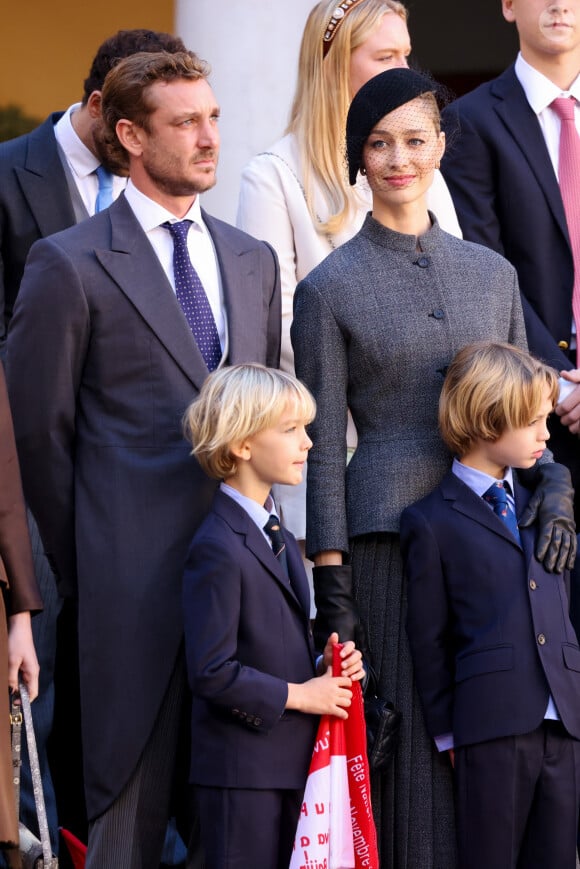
292;68;576;869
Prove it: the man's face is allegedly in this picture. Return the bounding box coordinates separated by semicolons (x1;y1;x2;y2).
130;77;220;202
502;1;580;57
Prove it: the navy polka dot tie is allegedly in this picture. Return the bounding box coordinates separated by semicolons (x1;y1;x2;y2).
482;481;520;543
163;220;222;371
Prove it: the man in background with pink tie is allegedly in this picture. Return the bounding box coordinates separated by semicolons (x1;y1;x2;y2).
441;1;580;532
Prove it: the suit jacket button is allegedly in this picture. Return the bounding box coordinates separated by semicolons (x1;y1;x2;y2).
416;255;430;268
537;633;546;645
558;340;569;350
529;579;537;590
432;308;445;320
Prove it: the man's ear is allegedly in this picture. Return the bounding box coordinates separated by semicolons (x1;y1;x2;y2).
502;0;516;24
115;119;145;157
86;90;102;119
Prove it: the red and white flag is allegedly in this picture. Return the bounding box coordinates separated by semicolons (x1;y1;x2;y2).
290;644;379;869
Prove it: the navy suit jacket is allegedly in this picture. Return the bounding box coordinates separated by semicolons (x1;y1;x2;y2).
183;490;318;789
440;68;580;510
400;471;580;748
6;194;281;818
0;113;75;345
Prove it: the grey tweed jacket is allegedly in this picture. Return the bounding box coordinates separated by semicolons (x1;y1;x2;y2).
292;213;527;558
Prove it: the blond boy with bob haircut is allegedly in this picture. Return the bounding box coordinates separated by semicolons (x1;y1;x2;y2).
401;341;580;869
181;363;364;869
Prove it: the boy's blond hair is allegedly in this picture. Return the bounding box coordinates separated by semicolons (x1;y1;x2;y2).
183;364;316;480
439;342;559;457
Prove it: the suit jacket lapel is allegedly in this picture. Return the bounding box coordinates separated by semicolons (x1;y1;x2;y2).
94;196;210;392
213;491;308;615
491;67;569;242
440;470;522;549
15;114;77;236
203;211;267;364
284;529;311;618
513;476;536;566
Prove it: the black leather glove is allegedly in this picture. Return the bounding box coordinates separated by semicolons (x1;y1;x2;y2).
518;462;577;573
312;564;360;648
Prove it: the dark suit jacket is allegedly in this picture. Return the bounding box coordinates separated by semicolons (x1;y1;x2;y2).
6;193;281;819
400;472;580;748
0;113;75;346
441;68;580;505
183;490;318;789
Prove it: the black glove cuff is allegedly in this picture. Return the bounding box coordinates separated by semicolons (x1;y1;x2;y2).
312;564;359;646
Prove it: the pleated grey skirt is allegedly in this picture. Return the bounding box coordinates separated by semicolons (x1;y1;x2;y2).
351;533;457;869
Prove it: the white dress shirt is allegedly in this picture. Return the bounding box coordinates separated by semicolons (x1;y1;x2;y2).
220;483;276;546
54;103;126;215
123;180;227;353
515;53;580;177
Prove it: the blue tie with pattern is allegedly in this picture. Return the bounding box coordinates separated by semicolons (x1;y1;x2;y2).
163;220;222;371
482;481;520;543
95;165;114;213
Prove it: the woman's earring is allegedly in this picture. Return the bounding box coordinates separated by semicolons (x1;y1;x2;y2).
360;166;367;176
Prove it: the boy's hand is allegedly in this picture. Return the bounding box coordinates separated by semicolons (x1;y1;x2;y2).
320;631;365;681
286;669;353;718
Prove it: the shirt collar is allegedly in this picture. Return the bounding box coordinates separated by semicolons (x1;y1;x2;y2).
124;179;204;234
53;103;100;179
452;457;515;499
220;482;275;532
515;52;580;114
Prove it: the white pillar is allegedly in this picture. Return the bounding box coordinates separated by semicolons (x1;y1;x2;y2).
176;0;316;223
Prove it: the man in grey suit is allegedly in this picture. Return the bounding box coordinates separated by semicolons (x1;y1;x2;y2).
6;49;281;869
0;28;189;852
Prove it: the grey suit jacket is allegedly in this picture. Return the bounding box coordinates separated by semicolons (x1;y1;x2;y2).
0;113;75;345
6;193;281;819
291;214;527;558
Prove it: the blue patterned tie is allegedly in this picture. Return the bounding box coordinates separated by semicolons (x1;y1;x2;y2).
264;514;289;576
482;481;520;543
95;165;114;213
163;220;222;371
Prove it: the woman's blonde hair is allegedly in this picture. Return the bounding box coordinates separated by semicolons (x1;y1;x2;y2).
183;364;316;480
287;0;408;235
439;342;559;458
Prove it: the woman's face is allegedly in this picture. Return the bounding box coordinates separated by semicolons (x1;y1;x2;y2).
362;96;445;213
349;13;411;97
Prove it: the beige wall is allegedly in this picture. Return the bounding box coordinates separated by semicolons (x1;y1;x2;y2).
0;0;174;119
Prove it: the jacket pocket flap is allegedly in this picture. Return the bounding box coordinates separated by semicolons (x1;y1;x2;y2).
562;643;580;672
455;645;513;683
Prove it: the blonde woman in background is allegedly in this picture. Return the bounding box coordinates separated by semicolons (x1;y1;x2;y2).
236;0;461;592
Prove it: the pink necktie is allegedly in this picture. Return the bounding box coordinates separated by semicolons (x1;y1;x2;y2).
552;96;580;364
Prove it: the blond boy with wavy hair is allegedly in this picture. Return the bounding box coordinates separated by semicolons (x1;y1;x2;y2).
181;363;364;868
